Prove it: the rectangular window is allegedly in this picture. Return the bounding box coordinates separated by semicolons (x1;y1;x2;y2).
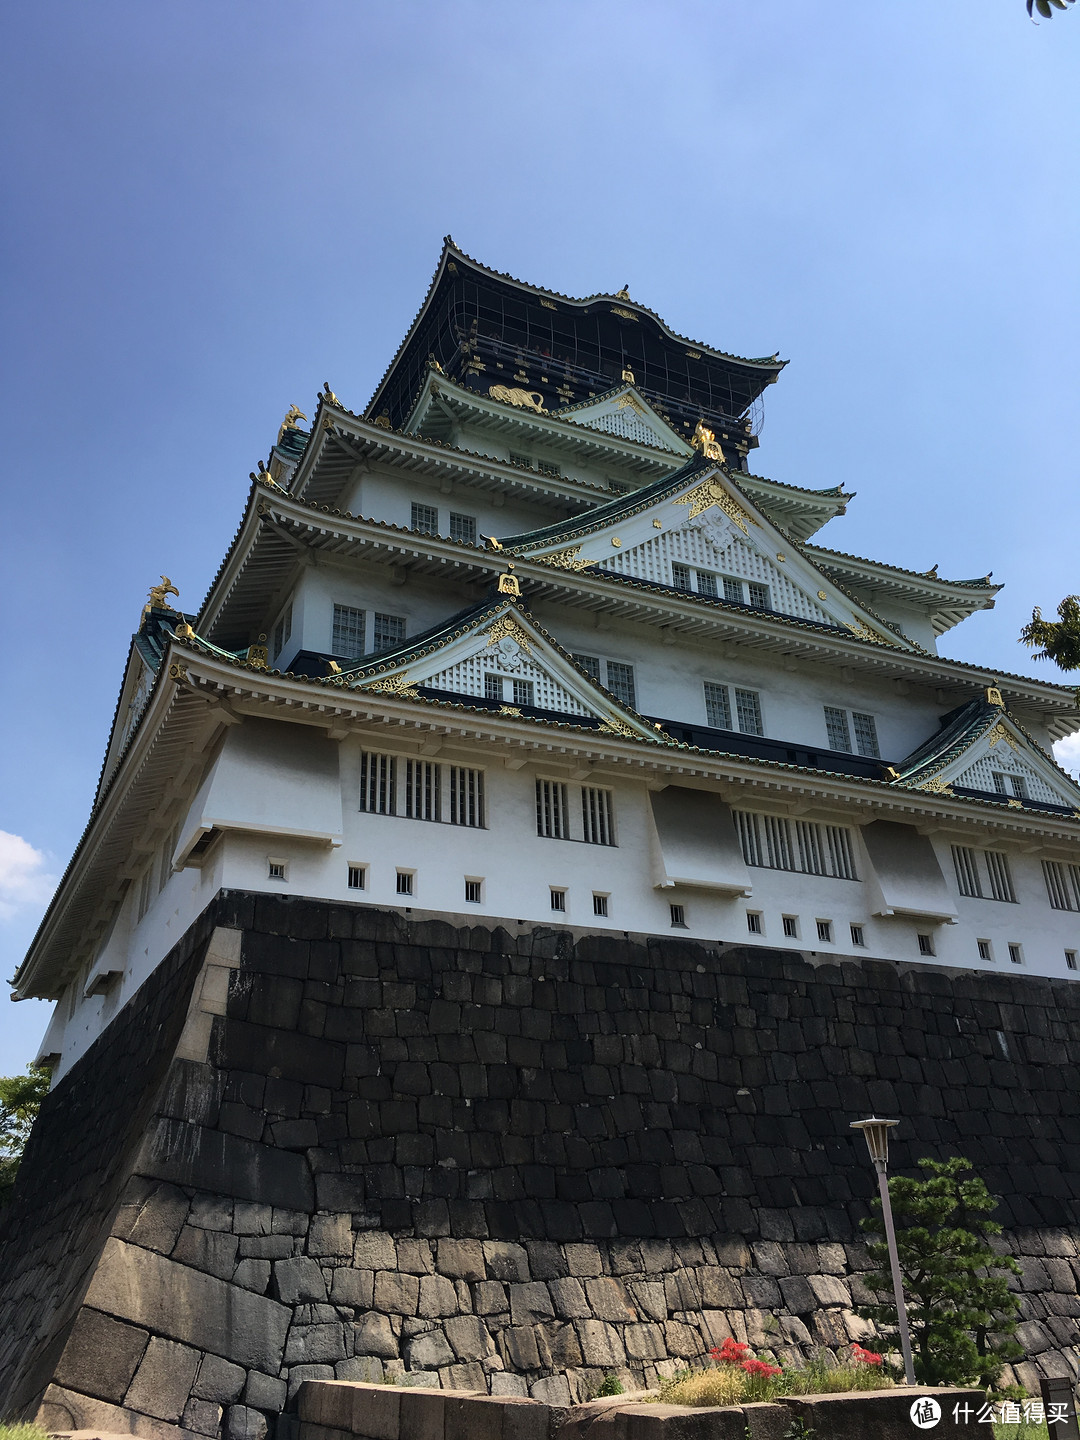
373;613;406;652
670;903;686;927
405;759;441;822
508;450;532;468
696;571;718;598
411;502;439;535
464;878;483;905
449;512;477;544
605;661;636;708
581;787;615;846
723;577;743;604
347;865;366;891
536;459;561;477
360;752;397;815
734;688;763;736
850;924;865;947
536;779;569;838
735;810;857;881
272;602;293;661
550;888;566;912
917;933;935;956
593;893;609;917
782;915;799;939
671;562;692;591
704;682;732;730
1067;950;1078;971
268;860;287;881
985;851;1016;904
137;867;153;921
607;478;629;494
952;845;983;898
511;678;534;708
484;672;502;701
1008;943;1023;965
993;772;1028;798
572;653;601;682
824;706;852;752
816;919;833;943
977;939;993;963
747;582;770;610
1043;860;1080;911
396;871;414;896
747;912;763;935
332;603;366;659
852;712;880;759
449;767;485;828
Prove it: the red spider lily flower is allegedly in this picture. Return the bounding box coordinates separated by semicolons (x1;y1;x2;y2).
742;1359;783;1377
851;1344;883;1366
713;1337;752;1364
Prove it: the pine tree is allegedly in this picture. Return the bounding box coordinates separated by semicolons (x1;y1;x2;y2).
1020;595;1080;672
0;1065;51;1205
857;1156;1022;1388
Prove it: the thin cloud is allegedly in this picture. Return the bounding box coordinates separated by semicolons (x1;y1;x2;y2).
1054;732;1080;781
0;831;58;922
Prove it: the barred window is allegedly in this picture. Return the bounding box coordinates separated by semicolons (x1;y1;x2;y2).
735;688;763;737
696;571;718;598
512;678;534;708
347;865;366;890
332;604;365;658
985;851;1016;904
824;706;851;752
952;845;983;898
449;512;477;544
747;582;770;610
704;681;732;730
405;760;440;822
993;771;1027;798
852;713;880;759
536;459;561;477
1043;860;1080;911
411;502;439;535
360;752;397;815
484;673;502;701
582;787;615;846
723;577;743;604
572;652;601;681
536;779;569;838
734;810;858;880
671;562;692;591
605;661;636;708
373;612;406;652
465;878;483;904
449;766;485;828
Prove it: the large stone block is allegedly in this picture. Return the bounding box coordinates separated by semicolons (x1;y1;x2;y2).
125;1336;202;1422
352;1313;398;1359
781;1388;986;1440
37;1382;190;1440
621;1404;747;1440
84;1238;290;1371
52;1308;150;1403
193;1353;247;1403
139;1118;313;1211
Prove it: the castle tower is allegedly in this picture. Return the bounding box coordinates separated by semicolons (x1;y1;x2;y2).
3;240;1080;1436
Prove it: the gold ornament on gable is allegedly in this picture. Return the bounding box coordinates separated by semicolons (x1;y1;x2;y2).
690;421;724;462
278;405;307;442
673;478;751;535
488;384;545;414
484;615;533;653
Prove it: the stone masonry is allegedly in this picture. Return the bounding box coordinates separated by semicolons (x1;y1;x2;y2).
2;891;1080;1439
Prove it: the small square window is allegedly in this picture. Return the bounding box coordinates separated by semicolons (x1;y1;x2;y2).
509;450;532;468
550;889;567;912
411;502;439;535
1008;943;1023;965
671;562;692;592
347;865;366;891
464;878;483;905
670;903;686;928
816;919;832;943
396;871;414;896
747;912;763;935
449;512;477;545
268;859;287;881
512;678;534;708
484;672;502;701
722;577;743;604
1066;950;1078;971
917;933;935;956
977;939;993;963
747;582;770;610
782;915;799;939
850;924;865;947
592;893;609;917
373;613;406;653
536;459;561;477
572;652;601;682
696;571;718;598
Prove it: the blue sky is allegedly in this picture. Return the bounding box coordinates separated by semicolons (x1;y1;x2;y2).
1;1;1077;1072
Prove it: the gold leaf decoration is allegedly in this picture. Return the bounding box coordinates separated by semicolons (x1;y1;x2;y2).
673;478;752;534
484;615;533;653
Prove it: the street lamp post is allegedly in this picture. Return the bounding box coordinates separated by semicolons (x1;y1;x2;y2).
850;1117;916;1386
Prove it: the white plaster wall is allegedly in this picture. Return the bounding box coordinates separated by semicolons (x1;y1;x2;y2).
339;465;578;542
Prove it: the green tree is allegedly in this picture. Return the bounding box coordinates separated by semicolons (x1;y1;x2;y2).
0;1065;51;1205
1020;595;1080;672
1028;0;1074;16
857;1156;1022;1388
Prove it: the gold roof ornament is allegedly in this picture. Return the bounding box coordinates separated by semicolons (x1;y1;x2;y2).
615;285;631;300
173;620;195;640
690;420;724;462
278;405;307;442
326;659;342;675
621;366;636;384
145;576;179;612
485;613;532;653
321;382;338;404
251;461;276;487
985;684;1005;707
488;384;545;414
246;634;269;669
373;410;392;429
673;477;752;534
497;564;522;597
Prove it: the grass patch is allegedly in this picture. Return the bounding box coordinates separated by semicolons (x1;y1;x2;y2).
659;1349;894;1408
0;1426;53;1440
993;1423;1048;1440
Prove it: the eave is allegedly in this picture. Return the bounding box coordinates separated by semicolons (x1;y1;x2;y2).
804;544;1001;636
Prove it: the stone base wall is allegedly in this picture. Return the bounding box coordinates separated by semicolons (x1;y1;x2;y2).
3;892;1080;1438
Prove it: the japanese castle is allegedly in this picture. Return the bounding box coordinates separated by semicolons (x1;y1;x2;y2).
19;239;1080;1076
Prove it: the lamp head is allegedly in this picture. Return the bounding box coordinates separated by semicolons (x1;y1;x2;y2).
850;1116;899;1166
